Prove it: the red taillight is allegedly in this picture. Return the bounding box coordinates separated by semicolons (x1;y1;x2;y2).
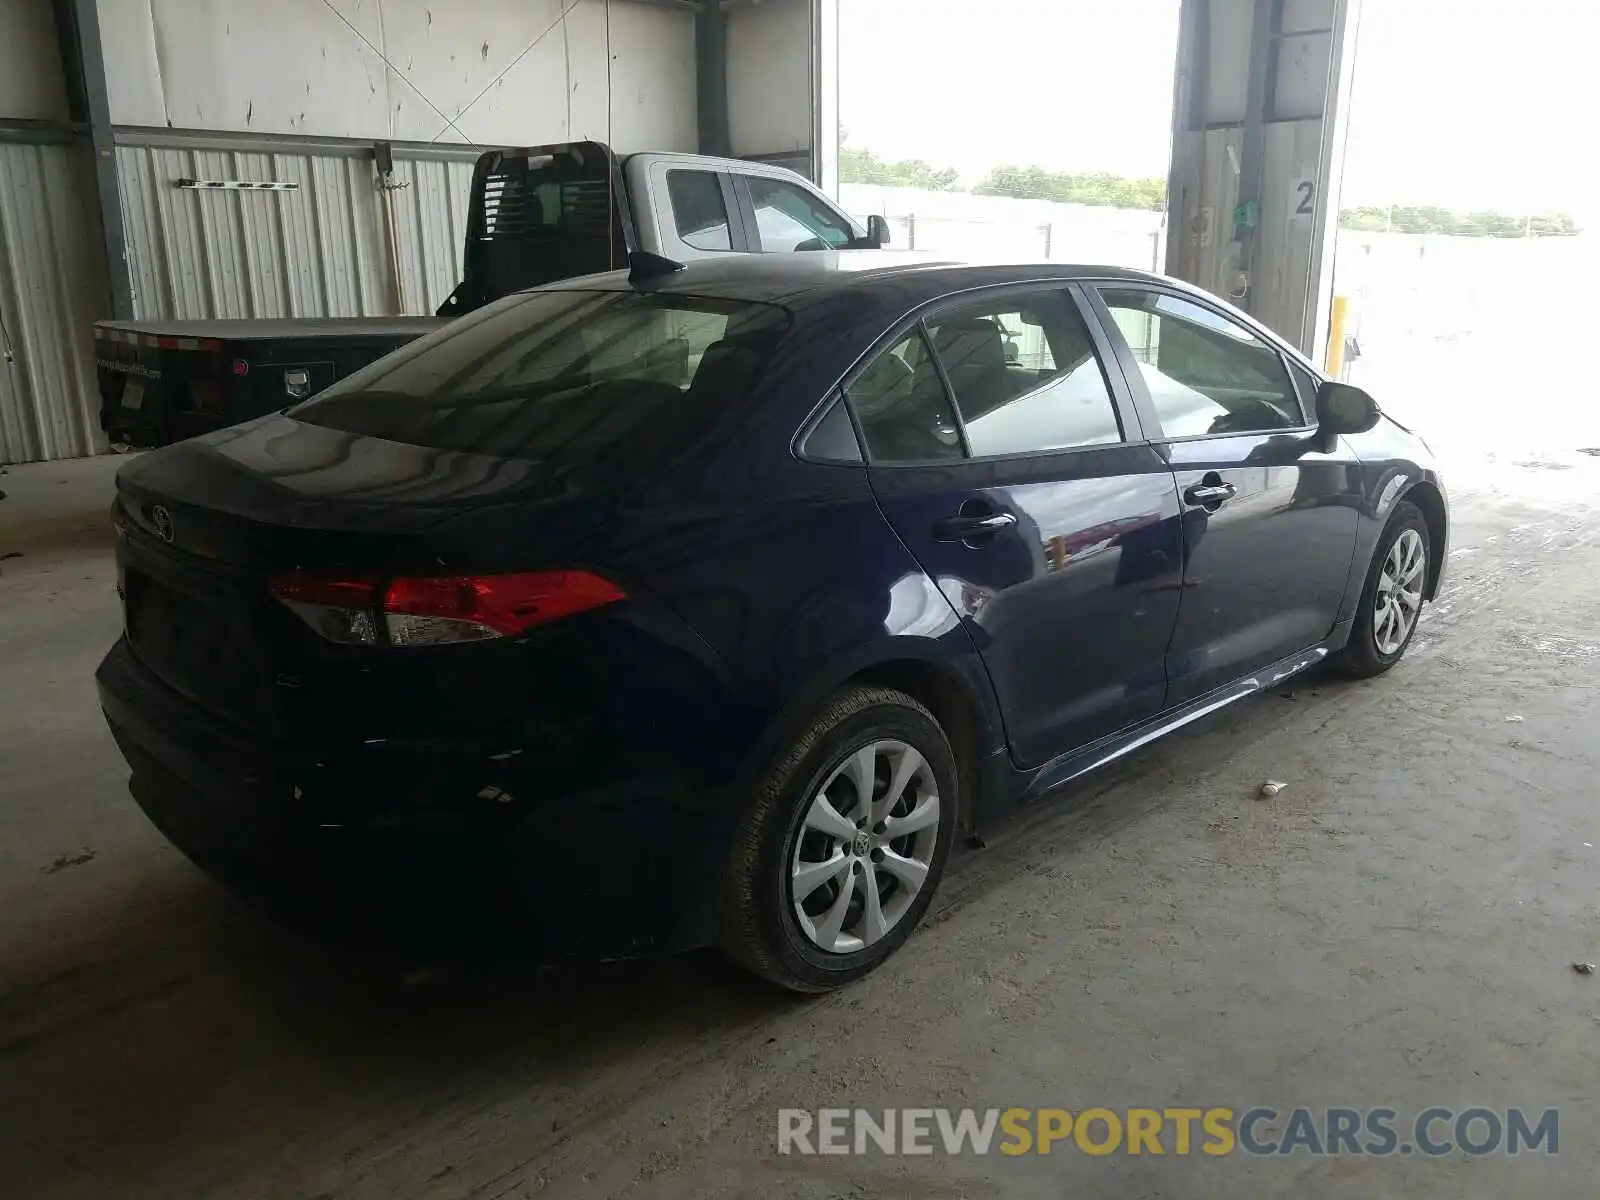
384;572;626;638
268;569;624;646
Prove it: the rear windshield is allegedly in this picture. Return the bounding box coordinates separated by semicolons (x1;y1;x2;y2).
293;289;791;463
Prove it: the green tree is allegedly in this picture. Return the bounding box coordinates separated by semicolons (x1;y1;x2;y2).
973;166;1168;210
838;144;960;190
839;140;1583;236
1338;204;1580;237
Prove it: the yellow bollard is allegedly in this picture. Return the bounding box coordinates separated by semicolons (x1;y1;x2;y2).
1326;295;1350;379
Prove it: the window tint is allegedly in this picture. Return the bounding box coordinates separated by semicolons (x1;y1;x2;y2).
799;396;863;463
294;290;789;467
746;176;854;252
667;170;732;251
1098;288;1305;437
846;328;964;463
926;292;1122;457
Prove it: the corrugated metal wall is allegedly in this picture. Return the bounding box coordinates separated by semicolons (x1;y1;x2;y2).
0;141;110;464
0;135;478;465
117;144;475;321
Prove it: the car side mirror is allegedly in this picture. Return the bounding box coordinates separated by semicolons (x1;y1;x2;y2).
865;214;891;248
1316;381;1380;436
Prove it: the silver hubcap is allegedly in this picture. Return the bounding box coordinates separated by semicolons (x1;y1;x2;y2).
790;739;941;954
1373;527;1426;655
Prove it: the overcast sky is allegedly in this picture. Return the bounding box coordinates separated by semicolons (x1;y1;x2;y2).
840;0;1600;220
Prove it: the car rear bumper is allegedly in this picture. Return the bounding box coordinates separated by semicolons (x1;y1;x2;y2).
97;636;731;959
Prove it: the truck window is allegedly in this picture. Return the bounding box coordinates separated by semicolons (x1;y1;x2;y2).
745;177;854;252
293;290;791;468
667;170;734;252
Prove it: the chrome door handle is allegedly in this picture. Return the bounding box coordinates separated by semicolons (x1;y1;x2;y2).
931;512;1018;542
1183;482;1237;507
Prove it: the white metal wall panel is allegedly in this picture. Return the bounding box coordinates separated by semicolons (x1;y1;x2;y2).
388;158;474;318
101;0;697;151
117;144;469;321
727;0;813;159
0;143;110;464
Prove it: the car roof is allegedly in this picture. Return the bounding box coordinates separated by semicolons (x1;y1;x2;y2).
551;252;1176;307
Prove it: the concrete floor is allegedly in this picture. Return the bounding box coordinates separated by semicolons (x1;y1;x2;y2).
1;448;1597;1198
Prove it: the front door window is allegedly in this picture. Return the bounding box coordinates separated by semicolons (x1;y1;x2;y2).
745;177;855;252
1097;289;1306;437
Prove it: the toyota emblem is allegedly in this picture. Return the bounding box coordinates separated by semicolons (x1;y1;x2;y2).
151;505;175;543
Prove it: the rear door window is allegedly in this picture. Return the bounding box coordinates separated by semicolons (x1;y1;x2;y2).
845;291;1125;464
925;291;1124;457
845;328;965;463
294;290;789;468
667;170;734;252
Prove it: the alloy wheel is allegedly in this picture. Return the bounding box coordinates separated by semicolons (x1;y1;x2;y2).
1373;527;1426;655
789;739;941;954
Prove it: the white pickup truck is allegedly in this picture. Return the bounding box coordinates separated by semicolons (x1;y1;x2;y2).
97;140;887;446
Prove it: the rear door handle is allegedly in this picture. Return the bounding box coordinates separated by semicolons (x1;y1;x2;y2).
931;512;1017;542
1183;482;1237;507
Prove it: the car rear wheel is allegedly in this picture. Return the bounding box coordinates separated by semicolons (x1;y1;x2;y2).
720;686;958;992
1333;500;1430;678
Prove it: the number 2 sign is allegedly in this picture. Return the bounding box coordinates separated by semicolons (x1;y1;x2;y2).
1290;175;1317;221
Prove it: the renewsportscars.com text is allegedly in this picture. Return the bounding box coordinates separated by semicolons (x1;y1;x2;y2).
777;1106;1559;1158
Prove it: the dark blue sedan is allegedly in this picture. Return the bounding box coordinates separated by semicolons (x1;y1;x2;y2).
97;254;1447;990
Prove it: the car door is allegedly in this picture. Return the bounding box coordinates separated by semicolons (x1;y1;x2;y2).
1087;283;1362;706
846;283;1186;769
646;161;752;260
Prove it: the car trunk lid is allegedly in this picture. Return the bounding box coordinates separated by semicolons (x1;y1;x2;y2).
112;415;599;735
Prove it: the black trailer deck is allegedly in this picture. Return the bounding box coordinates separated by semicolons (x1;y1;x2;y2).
95;317;446;446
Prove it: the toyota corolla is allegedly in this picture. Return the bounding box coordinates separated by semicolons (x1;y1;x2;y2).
97;254;1447;991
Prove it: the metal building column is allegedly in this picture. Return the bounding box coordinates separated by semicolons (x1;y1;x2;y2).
1300;0;1362;363
1165;0;1362;361
1233;0;1279;306
695;2;732;157
52;0;131;319
812;0;840;194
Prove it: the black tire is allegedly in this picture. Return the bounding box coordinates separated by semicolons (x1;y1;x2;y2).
720;686;958;992
1332;499;1430;678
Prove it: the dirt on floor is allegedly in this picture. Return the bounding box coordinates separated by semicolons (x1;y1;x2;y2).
0;449;1596;1199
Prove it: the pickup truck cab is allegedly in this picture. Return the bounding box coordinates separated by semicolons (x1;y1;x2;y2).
97;141;885;446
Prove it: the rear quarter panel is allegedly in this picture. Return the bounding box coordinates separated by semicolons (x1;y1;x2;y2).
629;462;1003;780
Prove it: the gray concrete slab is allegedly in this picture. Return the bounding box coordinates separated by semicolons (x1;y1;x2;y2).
0;450;1596;1198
